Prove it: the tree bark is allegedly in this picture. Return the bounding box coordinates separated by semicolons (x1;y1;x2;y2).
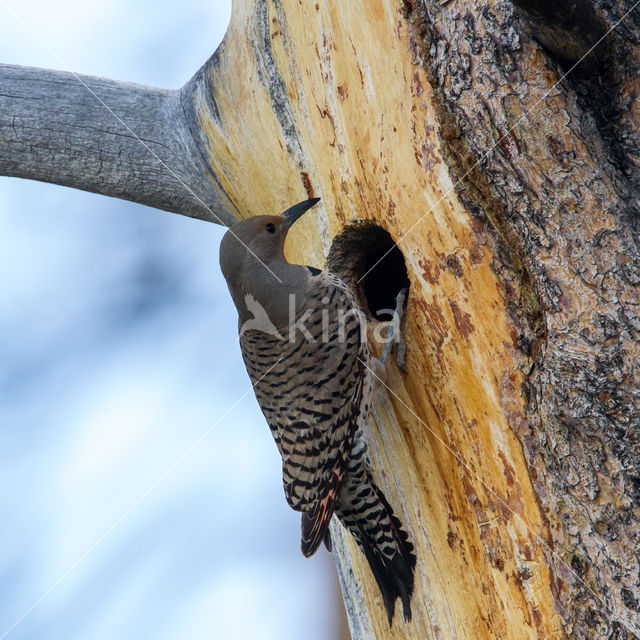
405;0;640;636
2;1;639;638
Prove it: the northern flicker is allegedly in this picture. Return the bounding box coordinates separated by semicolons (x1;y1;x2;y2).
219;198;415;623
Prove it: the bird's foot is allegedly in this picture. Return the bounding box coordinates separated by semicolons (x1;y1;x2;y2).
380;287;408;372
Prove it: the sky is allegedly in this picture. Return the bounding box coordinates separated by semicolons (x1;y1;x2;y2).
0;2;342;639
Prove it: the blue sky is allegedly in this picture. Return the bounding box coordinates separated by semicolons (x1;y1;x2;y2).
0;2;341;638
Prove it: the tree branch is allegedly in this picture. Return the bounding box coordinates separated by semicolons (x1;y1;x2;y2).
0;63;238;225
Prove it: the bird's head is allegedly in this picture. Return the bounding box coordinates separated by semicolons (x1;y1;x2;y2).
219;197;320;277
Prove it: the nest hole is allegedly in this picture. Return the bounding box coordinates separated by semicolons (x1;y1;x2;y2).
327;223;410;320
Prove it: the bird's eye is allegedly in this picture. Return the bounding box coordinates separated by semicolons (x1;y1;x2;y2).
265;222;276;234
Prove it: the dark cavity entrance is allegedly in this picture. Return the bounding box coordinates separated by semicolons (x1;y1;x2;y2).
327;223;410;320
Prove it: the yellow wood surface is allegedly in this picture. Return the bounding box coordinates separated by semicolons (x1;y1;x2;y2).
199;1;566;637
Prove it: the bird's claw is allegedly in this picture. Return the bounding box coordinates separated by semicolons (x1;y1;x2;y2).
380;287;408;372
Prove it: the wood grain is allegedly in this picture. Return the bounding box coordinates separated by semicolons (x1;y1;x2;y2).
196;1;564;637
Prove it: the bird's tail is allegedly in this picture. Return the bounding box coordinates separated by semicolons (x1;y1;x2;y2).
333;455;416;625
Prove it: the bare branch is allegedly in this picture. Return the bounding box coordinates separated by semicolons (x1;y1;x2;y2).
0;63;238;225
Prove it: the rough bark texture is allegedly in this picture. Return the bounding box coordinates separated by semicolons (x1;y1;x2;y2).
1;1;639;638
402;0;640;636
509;0;608;66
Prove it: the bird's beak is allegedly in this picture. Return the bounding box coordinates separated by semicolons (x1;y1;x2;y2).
281;197;321;230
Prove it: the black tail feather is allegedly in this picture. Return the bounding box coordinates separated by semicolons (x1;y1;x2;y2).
341;482;416;625
362;486;416;624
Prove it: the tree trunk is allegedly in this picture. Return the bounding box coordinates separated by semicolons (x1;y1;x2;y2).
2;0;639;638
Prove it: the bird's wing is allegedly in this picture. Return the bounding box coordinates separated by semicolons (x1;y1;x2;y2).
240;273;369;556
298;356;365;557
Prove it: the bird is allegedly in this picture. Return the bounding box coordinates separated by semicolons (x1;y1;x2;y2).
219;197;415;624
